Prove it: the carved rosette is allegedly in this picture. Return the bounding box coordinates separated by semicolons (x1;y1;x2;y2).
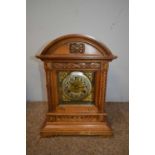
53;62;100;69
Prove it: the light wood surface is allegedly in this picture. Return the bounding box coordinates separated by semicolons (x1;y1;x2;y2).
36;34;117;136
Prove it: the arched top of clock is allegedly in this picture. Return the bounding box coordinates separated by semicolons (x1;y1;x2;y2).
36;34;117;61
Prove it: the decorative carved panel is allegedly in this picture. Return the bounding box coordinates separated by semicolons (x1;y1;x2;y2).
48;115;105;122
53;62;101;69
70;42;85;53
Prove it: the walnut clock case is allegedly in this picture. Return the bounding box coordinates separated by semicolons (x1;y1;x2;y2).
36;34;117;136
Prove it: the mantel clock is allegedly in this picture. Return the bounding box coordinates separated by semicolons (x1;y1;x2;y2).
36;34;117;136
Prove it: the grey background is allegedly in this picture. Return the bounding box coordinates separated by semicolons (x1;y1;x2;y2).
27;0;129;102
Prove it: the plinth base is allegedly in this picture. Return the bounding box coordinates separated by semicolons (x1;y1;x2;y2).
41;121;113;137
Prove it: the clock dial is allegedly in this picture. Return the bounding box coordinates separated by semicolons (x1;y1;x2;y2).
62;72;92;101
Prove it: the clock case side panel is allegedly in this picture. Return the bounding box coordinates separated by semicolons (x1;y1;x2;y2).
44;63;58;112
97;62;109;113
44;63;52;112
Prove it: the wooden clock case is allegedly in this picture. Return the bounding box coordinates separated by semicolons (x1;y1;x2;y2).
36;34;117;136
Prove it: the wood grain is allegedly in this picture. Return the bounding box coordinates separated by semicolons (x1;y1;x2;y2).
36;34;117;136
